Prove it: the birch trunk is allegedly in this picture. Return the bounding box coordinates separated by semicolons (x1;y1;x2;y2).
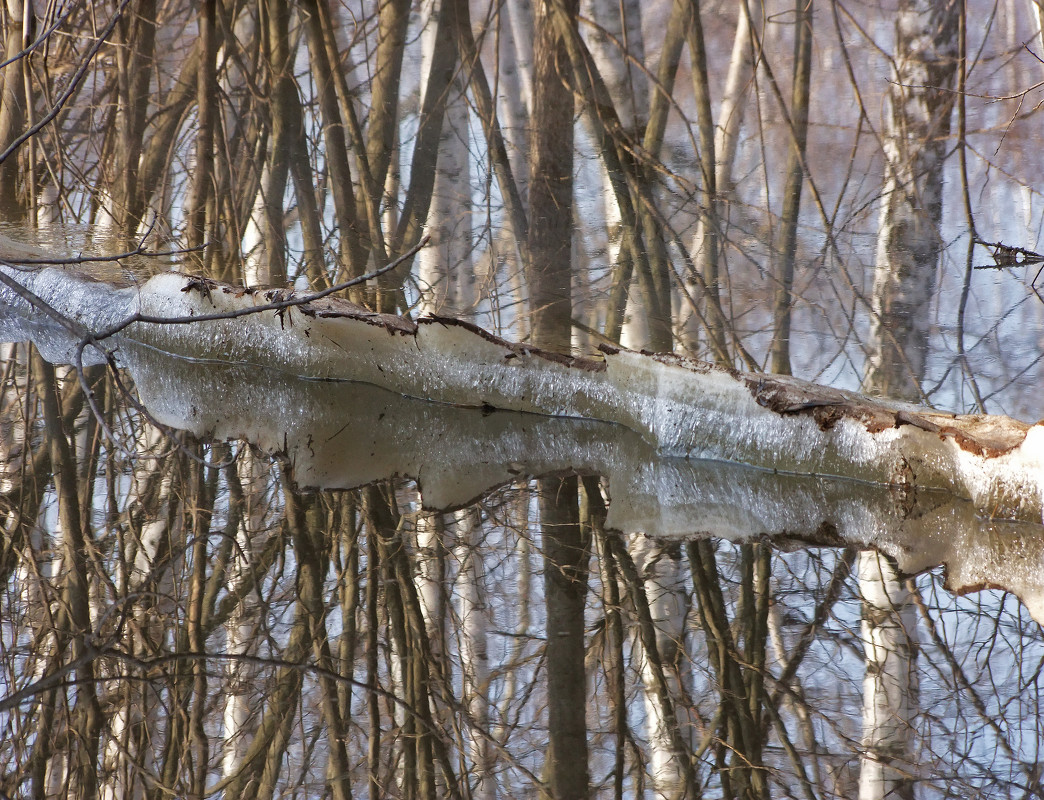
859;5;959;798
857;552;921;800
222;447;271;778
1030;1;1044;75
414;510;446;643
630;535;691;799
417;0;472;317
863;0;960;401
454;508;495;799
101;425;173;800
581;0;649;350
500;0;534;178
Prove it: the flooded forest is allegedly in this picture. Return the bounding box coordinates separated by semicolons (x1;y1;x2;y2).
1;0;1044;798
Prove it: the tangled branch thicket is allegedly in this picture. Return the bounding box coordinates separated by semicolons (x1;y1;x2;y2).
1;1;1043;798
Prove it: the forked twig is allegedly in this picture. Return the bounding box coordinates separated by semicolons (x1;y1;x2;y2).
971;237;1044;304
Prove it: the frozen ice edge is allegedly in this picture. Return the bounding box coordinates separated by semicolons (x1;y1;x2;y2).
4;265;1044;522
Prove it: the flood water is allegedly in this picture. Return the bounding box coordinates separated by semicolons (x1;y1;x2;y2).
0;253;1042;799
3;0;1044;796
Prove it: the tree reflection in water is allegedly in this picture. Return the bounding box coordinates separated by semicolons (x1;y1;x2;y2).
0;343;1040;800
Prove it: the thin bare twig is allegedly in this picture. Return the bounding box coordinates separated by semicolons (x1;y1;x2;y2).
0;0;132;165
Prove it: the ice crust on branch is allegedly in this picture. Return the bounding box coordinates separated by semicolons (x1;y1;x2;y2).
3;265;1044;522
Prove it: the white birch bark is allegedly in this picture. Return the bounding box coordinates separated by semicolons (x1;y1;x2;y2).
100;702;134;800
242;164;274;288
580;0;649;350
417;0;472;317
863;1;959;401
859;5;958;797
224;11;275;289
630;535;690;799
35;184;60;231
92;189;120;253
414;508;445;647
222;446;271;777
580;0;646;132
454;508;495;799
495;490;532;742
21;503;60;772
766;590;822;787
713;1;763;201
1030;0;1044;65
98;419;173;800
492;0;533;337
499;0;533;173
857;552;921;800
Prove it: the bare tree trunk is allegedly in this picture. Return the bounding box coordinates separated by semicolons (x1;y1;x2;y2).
264;0;326;287
582;0;648;350
414;511;447;645
111;0;158;239
857;552;921;800
301;0;365;278
1032;0;1044;67
387;0;462;310
863;0;960;400
185;0;217;264
684;0;724;357
630;535;692;799
687;540;768;799
366;0;412;217
222;449;271;779
417;0;472;317
0;0;31;220
541;475;590;800
242;0;301;287
527;9;589;790
500;0;534;180
454;508;495;800
34;354;102;800
769;0;813;376
858;6;959;798
284;483;353;800
684;1;764;355
601;0;685;348
527;0;577;353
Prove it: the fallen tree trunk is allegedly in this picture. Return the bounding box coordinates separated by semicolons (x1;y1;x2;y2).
2;264;1043;523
